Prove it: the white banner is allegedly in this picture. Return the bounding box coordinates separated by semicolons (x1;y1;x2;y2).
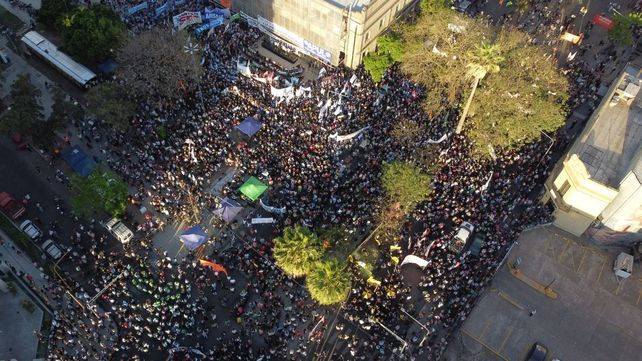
236;59;252;76
259;199;286;215
329;126;370;141
425;133;449;144
401;255;429;268
173;11;202;30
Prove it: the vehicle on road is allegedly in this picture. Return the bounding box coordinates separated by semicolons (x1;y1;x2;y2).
469;233;486;257
19;219;42;240
0;192;25;220
449;221;475;254
42;239;63;260
525;342;548;361
104;218;134;244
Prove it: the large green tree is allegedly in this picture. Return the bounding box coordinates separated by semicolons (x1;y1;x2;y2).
70;167;128;218
117;28;204;99
273;225;323;277
399;2;568;154
363;32;404;82
609;12;642;46
0;74;43;135
86;82;136;130
37;0;73;30
307;258;351;305
61;4;125;62
381;161;433;212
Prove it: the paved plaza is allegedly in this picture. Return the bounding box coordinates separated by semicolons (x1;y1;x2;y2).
445;226;642;361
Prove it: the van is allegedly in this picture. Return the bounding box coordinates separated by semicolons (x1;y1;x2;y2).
104;218;134;244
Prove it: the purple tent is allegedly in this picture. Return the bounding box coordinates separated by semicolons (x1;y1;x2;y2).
236;117;263;137
180;225;208;251
214;197;243;223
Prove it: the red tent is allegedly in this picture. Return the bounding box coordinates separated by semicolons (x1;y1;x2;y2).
593;14;615;30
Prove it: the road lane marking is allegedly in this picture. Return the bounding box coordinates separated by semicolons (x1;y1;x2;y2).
498;327;513;353
461;328;510;361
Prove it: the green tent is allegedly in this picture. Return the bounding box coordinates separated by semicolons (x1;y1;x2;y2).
239;176;268;201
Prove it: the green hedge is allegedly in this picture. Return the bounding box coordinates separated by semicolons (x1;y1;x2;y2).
0;214;43;260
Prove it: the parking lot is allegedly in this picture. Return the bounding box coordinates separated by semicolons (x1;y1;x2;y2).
443;226;642;361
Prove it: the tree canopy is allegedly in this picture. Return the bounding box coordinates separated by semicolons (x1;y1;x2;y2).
0;74;43;135
306;258;351;305
61;4;125;63
32;88;80;148
37;0;72;30
399;2;569;153
117;28;204;99
273;225;323;277
86;82;136;131
381;161;433;212
609;12;642;46
70;167;128;218
363;32;404;82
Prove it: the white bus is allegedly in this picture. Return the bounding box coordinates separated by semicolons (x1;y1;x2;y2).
21;31;96;88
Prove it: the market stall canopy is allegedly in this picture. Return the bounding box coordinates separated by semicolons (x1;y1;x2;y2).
214;197;243;223
180;225;208;251
236;117;263;137
239;177;268;201
61;145;96;177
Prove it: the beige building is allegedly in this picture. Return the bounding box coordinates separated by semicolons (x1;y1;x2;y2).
231;0;420;67
543;64;642;244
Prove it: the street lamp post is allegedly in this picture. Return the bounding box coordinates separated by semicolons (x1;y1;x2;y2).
184;38;206;110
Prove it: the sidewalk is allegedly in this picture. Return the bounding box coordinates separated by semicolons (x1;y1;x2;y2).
0;227;118;359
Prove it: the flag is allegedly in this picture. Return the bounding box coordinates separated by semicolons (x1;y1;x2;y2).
367;276;381;287
199;259;228;276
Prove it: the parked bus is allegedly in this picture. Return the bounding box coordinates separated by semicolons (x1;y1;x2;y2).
20;31;96;88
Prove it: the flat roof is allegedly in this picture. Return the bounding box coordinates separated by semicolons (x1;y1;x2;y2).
572;64;642;188
21;31;96;86
444;226;642;361
324;0;371;11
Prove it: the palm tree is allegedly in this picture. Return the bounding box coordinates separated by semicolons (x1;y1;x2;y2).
273;225;323;277
307;258;351;305
455;43;505;134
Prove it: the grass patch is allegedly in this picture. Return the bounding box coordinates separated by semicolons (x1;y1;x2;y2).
0;213;43;260
0;6;25;32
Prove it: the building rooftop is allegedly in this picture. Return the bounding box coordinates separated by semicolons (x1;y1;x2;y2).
571;64;642;189
325;0;371;11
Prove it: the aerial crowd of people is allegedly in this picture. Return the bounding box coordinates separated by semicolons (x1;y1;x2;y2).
1;0;634;360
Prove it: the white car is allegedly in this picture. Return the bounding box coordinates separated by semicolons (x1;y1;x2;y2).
19;220;42;240
42;239;63;260
456;221;475;243
104;218;134;244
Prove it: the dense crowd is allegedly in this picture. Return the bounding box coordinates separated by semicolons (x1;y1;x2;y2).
17;0;631;360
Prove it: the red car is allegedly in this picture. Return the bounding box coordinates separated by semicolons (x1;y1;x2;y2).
0;192;26;220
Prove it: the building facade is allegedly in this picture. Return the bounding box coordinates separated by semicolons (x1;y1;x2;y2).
543;64;642;244
231;0;420;67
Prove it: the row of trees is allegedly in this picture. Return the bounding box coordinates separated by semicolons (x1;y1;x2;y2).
364;0;570;156
272;161;432;304
0;74;80;148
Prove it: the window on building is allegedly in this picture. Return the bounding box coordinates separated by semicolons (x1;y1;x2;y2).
365;31;370;41
379;18;384;29
559;180;571;196
396;4;401;13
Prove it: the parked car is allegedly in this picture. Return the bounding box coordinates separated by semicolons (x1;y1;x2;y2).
449;221;475;254
19;219;41;240
104;218;134;244
0;192;25;220
526;343;548;361
41;239;63;260
469;233;486;257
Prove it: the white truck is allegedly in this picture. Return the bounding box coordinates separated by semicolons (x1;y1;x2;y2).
104;218;134;244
